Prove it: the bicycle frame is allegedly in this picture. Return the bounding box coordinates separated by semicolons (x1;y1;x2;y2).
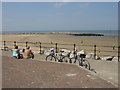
46;50;65;62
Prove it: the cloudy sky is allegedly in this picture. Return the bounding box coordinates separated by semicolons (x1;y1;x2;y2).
2;2;118;32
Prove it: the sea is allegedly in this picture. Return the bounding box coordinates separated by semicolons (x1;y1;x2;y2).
1;30;118;35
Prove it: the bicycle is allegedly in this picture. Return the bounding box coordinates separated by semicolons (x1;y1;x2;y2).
70;51;91;70
45;50;69;63
45;49;91;70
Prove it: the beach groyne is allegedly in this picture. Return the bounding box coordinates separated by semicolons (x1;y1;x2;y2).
68;33;104;36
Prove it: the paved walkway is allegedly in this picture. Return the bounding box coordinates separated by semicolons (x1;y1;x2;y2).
26;53;119;88
2;55;117;88
1;50;118;87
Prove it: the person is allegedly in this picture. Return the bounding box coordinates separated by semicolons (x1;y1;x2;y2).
113;45;115;50
81;40;83;44
24;46;34;59
12;45;22;59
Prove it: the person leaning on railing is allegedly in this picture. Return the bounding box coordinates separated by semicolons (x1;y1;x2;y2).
23;46;34;59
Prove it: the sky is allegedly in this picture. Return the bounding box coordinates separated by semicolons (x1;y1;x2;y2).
2;2;118;32
1;0;120;2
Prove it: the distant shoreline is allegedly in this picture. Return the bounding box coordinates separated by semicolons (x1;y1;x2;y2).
0;32;119;37
0;32;106;36
1;30;118;35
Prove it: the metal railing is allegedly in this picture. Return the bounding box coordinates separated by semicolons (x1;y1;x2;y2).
0;40;119;61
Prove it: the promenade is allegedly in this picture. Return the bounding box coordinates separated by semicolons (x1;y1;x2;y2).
2;52;118;88
2;55;117;88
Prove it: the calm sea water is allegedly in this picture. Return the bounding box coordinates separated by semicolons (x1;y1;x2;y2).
2;30;118;35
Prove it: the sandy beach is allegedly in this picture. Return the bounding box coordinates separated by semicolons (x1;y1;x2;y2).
0;33;118;57
1;33;118;45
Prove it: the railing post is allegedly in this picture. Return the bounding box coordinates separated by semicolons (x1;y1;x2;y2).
55;43;58;53
118;46;120;62
73;44;76;56
39;42;42;54
73;44;76;51
26;42;28;47
3;41;6;50
14;41;16;46
94;45;96;59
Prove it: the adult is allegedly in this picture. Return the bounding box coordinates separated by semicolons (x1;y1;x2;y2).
24;46;34;59
12;45;22;59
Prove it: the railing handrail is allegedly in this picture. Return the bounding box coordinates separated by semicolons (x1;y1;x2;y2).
0;40;119;48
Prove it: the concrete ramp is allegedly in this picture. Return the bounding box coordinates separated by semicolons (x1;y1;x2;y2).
2;56;117;88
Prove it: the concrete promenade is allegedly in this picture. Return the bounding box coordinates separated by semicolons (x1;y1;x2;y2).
1;50;118;88
2;56;117;88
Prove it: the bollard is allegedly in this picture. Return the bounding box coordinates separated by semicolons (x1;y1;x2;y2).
55;43;58;53
39;42;42;54
73;44;76;51
3;41;6;50
14;41;16;46
94;45;96;59
26;42;28;47
73;44;76;56
118;46;120;62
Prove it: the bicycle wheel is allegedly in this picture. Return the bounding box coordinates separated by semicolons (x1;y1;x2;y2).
70;57;77;64
69;58;72;64
46;55;56;61
82;59;91;70
61;56;70;63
